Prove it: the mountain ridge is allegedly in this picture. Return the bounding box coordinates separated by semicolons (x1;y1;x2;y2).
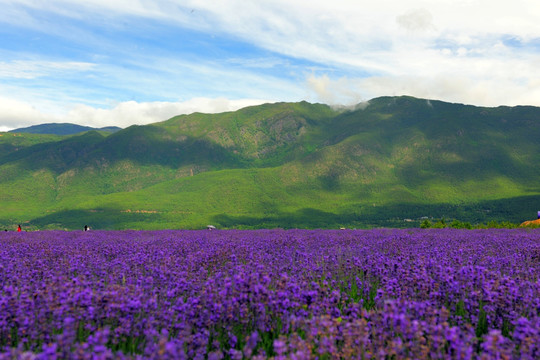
1;96;539;229
9;123;122;135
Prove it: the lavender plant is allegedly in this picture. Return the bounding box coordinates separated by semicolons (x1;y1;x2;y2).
0;229;538;359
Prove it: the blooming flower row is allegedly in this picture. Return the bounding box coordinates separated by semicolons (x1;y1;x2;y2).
0;229;538;359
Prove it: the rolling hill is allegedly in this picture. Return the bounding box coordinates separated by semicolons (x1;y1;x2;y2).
1;96;539;230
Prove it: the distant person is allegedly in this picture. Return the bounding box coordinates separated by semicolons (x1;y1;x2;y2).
17;224;21;232
84;225;90;231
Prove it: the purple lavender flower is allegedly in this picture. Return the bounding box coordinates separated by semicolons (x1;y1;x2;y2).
0;228;538;358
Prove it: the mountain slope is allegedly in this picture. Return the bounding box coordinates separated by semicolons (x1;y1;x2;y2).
1;96;539;229
9;123;121;135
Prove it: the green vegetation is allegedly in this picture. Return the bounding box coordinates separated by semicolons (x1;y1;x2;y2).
420;218;522;229
1;96;539;230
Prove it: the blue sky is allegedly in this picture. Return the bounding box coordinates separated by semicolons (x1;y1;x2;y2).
1;0;540;130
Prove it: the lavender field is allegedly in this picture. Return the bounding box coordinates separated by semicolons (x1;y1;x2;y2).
0;229;539;359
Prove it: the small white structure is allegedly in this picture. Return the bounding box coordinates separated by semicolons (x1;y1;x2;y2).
207;225;216;230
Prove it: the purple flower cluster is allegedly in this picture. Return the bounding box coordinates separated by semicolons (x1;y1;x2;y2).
0;229;539;359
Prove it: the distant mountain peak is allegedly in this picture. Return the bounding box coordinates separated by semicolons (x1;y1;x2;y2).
9;123;122;135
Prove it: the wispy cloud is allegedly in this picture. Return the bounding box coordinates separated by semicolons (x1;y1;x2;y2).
0;60;95;79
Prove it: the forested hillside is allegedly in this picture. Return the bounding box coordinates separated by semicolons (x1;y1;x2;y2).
1;96;539;229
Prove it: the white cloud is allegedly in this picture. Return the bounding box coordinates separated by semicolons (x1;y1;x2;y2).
396;9;435;32
65;98;272;128
0;96;52;129
306;69;540;107
0;96;272;131
307;74;365;105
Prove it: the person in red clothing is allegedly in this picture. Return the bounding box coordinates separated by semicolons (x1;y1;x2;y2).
17;224;21;232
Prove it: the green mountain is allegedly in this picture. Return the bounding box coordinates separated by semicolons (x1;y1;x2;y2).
1;96;539;230
9;123;122;135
